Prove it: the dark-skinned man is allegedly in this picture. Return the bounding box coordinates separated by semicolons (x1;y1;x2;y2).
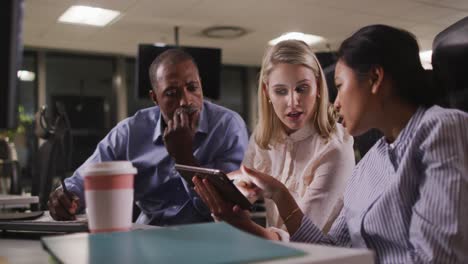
48;49;249;225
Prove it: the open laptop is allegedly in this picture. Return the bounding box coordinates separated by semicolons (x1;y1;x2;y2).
0;195;87;233
0;210;88;233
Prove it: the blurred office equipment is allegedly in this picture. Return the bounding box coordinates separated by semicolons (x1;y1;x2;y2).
0;210;87;232
432;16;468;112
0;138;21;194
0;194;40;222
0;0;23;130
0;0;23;193
137;44;222;100
31;104;72;210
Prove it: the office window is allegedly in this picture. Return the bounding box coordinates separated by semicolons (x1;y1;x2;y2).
126;58;153;117
45;53;115;170
15;51;38;190
218;66;247;120
18;51;37;117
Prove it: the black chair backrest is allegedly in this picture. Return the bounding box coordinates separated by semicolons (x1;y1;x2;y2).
31;104;72;210
432;16;468;112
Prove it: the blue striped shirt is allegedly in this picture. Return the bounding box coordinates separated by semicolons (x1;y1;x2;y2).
291;106;468;263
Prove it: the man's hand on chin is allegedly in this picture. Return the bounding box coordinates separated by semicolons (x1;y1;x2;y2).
163;108;200;166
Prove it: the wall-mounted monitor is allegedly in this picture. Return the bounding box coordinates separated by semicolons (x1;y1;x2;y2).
136;44;221;100
315;52;338;102
0;0;23;130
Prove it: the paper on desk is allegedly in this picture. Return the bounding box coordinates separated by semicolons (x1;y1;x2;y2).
35;212;157;231
0;194;39;208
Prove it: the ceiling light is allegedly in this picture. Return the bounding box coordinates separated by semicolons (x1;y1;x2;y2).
202;26;247;39
17;70;35;82
153;43;167;47
419;50;432;70
58;5;120;27
269;32;325;46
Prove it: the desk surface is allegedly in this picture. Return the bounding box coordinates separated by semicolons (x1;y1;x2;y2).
0;237;50;264
0;228;374;264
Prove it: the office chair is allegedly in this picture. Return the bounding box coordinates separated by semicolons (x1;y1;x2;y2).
432;16;468;112
31;103;72;210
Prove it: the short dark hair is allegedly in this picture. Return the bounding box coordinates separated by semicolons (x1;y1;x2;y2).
148;48;199;91
337;24;436;107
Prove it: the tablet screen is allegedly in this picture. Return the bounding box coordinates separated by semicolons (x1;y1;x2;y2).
175;164;252;210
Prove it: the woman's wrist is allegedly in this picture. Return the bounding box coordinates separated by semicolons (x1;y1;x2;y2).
248;223;280;240
271;184;289;203
262;228;281;241
231;218;279;240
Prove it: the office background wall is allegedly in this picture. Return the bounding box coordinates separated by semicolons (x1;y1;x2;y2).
124;58;254;121
15;48;259;192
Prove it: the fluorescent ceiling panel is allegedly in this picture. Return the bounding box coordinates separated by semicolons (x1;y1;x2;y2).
420;50;432;70
269;32;325;46
58;5;120;27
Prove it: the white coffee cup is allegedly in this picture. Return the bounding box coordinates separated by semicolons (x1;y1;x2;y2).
83;161;137;233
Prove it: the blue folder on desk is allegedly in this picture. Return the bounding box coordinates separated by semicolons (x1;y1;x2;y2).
41;222;305;264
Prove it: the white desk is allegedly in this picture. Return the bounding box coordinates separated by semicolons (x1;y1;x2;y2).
0;238;50;264
266;242;373;264
0;235;373;264
0;224;157;264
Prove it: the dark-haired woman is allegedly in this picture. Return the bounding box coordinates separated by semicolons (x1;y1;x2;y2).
193;24;468;263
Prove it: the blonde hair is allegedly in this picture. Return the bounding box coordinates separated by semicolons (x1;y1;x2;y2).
255;40;337;149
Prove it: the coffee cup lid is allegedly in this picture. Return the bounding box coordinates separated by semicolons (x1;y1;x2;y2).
83;161;137;177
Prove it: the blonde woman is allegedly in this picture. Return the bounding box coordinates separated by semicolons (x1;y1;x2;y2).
194;40;355;240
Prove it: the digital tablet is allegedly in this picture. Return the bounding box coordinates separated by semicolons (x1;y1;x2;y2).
175;164;252;211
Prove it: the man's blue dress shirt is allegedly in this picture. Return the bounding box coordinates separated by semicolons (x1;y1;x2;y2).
65;101;249;226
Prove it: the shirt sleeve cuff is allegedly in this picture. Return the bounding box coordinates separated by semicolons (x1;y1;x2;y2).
290;215;324;243
267;226;290;242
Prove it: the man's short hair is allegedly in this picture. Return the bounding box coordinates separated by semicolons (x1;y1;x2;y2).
148;49;199;91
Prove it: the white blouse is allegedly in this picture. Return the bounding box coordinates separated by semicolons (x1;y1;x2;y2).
242;122;355;234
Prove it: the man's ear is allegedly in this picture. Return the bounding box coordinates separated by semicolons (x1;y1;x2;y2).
370;66;384;95
149;89;158;105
